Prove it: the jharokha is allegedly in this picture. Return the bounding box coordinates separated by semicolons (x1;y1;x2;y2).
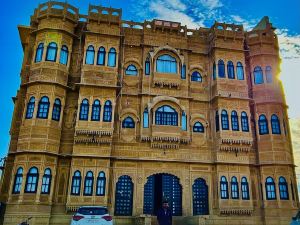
0;1;298;225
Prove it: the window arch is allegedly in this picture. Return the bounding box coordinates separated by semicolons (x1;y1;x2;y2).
271;114;281;134
220;176;228;199
145;57;150;75
193;122;204;133
279;176;289;200
156;54;177;74
218;60;225;78
125;64;138;76
215;111;220;132
231;176;239;199
96;171;106;196
91;100;101;121
155;105;178;126
227;61;235;79
213;62;216;80
59;45;68;65
37;96;50;119
143;108;149;128
193;178;209;215
191;71;202;82
79;99;89;121
25;97;35;119
241;177;250;200
84;171;94;196
97;46;106;65
85;45;95;65
103;100;112;122
266;66;272;83
265;177;276;200
41;168;51;194
259;114;269;135
52;98;62;121
254;66;264;84
35;43;44;63
241;112;249;132
221;110;229;130
108;47;116;67
115;175;134;216
13;167;23;194
182;112;187;131
181;64;186;79
46;42;58;62
71;170;81;195
25;167;39;193
236;62;244;80
122;116;135;128
231;111;239;131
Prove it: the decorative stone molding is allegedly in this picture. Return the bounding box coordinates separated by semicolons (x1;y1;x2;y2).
148;95;185;112
219;208;253;215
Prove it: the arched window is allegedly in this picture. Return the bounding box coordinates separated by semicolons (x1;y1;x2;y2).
155;105;178;126
279;177;289;200
71;170;81;195
35;43;44;62
231;176;239;199
254;66;264;84
41;168;51;194
115;175;134;216
108;47;116;67
13;167;23;194
181;64;186;79
52;98;61;121
25;97;35;119
193;122;204;133
143;108;149;128
241;112;249;132
241;177;250;200
79;99;89;121
84;171;94;196
218;60;225;78
213;62;216;80
265;177;276;200
46;42;58;62
193;178;209;215
236;62;244;80
231;111;239;131
37;96;50;119
85;45;95;65
271;114;281;134
122;116;135;128
59;45;68;65
259;115;269;135
181;112;187;131
125;64;138;76
220;176;228;199
266;66;272;83
191;71;202;82
156;54;177;74
97;47;106;65
91;100;101;121
227;61;235;79
145;57;150;75
96;171;106;196
103;100;112;122
25;167;39;193
221;110;229;130
215;111;219;132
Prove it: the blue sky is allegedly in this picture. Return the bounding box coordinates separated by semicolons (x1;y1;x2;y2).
0;0;300;159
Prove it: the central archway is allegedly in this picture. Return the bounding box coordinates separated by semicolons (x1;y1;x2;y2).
143;173;182;216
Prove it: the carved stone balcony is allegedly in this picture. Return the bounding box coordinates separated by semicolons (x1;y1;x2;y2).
212;79;249;100
74;129;113;145
216;131;253;153
81;65;118;87
152;72;181;89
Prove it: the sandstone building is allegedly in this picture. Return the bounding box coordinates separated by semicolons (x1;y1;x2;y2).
0;1;298;224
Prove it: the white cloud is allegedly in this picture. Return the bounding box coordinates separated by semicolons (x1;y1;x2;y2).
198;0;223;9
165;0;187;11
276;29;300;59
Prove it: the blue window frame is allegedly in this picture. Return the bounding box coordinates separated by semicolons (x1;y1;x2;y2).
91;100;101;121
115;175;134;216
52;98;61;121
220;176;228;199
13;167;23;194
155;105;178;126
271;114;281;134
156;54;177;74
143;108;149;128
181;112;187;131
191;71;202;82
227;61;235;79
96;171;106;196
25;167;39;193
85;45;95;65
108;47;116;67
26;97;35;119
145;57;150;75
221;110;229;130
59;45;68;65
193;122;204;133
35;43;44;62
241;177;250;200
254;66;264;84
125;64;138;76
79;99;89;121
241;112;249;132
237;62;244;80
259;115;269;135
193;178;209;215
265;177;276;200
37;96;50;119
213;62;216;80
46;42;58;62
231;176;239;199
215;111;219;132
41;168;51;194
231;111;239;131
218;60;225;78
122;116;135;128
103;100;112;122
71;170;81;195
84;171;94;196
266;66;272;83
181;64;186;79
97;47;106;65
279;177;289;200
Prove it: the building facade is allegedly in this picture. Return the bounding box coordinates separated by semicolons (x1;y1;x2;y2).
0;1;298;225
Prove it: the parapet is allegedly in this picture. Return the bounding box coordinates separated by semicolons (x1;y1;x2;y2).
87;4;122;24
